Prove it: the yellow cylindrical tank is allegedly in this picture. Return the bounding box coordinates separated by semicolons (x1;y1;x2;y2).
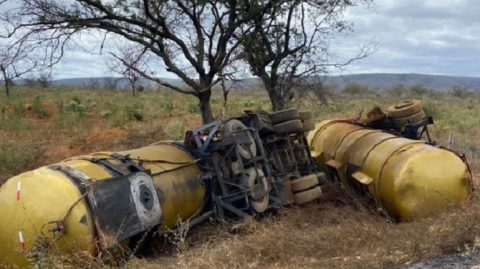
308;120;472;221
0;142;205;268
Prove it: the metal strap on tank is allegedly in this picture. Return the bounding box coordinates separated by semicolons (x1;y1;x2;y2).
311;119;358;152
89;153;149;177
49;165;91;194
374;141;425;217
332;128;373;159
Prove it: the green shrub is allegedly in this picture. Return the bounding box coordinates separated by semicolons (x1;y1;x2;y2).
450;86;472;98
124;102;144;121
408;85;430;96
31;96;49;119
422;101;440;119
99;110;113;118
343;83;370;95
66;99;87;114
243;98;256;108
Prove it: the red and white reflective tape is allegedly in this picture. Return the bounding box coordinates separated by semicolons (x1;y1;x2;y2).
18;231;26;251
16;181;21;201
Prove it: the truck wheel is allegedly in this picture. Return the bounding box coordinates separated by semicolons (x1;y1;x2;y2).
243;167;270;213
291;174;319;192
294;186;322;205
393;110;426;127
317;172;328;185
269;108;299;124
387;99;423;118
274;119;303;134
223;119;257;160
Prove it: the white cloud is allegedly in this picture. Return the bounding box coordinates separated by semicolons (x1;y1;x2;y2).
336;0;480;77
42;0;480;79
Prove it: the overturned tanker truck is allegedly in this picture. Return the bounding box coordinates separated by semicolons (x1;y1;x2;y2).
308;100;472;221
0;109;322;267
0;99;472;267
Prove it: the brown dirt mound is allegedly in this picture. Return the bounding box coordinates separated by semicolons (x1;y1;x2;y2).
24;102;59;119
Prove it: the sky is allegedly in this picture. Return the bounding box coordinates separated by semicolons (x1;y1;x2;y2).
51;0;480;79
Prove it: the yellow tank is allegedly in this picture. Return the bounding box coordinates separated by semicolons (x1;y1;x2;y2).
307;120;472;221
0;142;205;268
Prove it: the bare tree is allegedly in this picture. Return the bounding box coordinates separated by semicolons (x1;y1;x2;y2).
240;0;372;111
108;46;147;97
0;0;267;123
0;43;37;96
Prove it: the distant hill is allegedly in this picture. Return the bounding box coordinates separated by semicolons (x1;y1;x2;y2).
44;73;480;91
52;77;163;88
323;73;480;91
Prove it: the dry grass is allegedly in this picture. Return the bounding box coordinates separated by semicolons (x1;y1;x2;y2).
1;86;480;268
126;188;480;269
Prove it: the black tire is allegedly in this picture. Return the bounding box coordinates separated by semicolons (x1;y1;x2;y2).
302;120;315;132
269;108;299;124
291;174;318;192
274;119;303;134
387;99;423;118
294;187;322;205
243;167;269;213
317;172;328;185
299;111;313;121
223;119;257;160
393;110;426;128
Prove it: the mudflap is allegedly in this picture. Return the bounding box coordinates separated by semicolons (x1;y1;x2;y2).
87;172;162;250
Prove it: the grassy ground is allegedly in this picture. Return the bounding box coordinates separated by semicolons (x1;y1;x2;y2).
1;85;479;268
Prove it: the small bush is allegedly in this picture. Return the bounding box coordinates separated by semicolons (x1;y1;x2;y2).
124;102;144;121
450;86;472;98
409;85;430;96
99;110;113;118
422;101;440;119
31;96;50;119
343;83;370;95
243;98;256;107
66;99;87;114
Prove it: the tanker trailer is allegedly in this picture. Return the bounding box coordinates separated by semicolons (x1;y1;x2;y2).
0;142;206;267
307;101;472;221
0;109;323;268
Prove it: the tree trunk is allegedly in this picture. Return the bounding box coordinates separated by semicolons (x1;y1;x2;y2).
1;66;9;97
265;83;286;111
198;90;213;123
4;80;10;97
